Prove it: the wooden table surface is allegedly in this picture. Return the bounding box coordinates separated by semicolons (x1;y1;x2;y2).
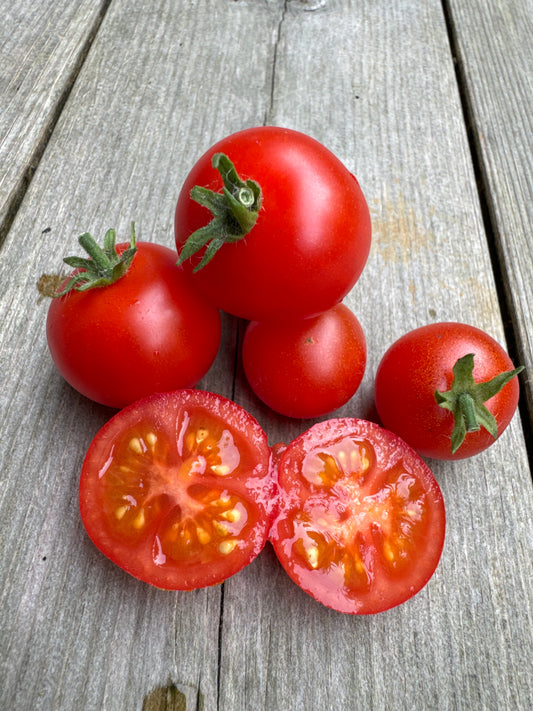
1;1;532;709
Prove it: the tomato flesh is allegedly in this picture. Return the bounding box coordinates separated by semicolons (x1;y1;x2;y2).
270;419;445;614
80;390;273;589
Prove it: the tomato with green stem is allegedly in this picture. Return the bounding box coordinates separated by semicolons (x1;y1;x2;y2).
242;303;366;418
46;225;221;409
79;389;274;589
174;126;371;321
374;322;524;460
270;418;446;614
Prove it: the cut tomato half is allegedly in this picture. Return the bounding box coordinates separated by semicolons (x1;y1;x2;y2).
270;419;446;614
79;390;273;589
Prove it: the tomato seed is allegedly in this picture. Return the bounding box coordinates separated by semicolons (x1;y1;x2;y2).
129;437;144;454
221;508;241;523
211;464;231;476
219;540;237;555
146;432;157;449
213;521;229;536
133;510;146;529
196;527;211;545
115;505;128;520
306;545;320;569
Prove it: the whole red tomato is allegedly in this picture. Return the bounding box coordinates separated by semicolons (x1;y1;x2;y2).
46;228;221;408
79;389;273;589
174;126;371;321
242;303;366;418
374;322;523;460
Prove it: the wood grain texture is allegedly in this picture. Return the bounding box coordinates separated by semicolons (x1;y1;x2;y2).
445;0;533;430
0;0;111;241
225;1;533;709
0;1;285;709
0;0;532;710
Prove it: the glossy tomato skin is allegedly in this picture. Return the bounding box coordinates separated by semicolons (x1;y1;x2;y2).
46;242;221;408
79;389;274;590
270;418;445;614
174;127;371;321
374;322;521;460
242;303;366;418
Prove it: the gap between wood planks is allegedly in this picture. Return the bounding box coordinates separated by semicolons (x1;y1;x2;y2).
441;0;533;470
0;0;113;250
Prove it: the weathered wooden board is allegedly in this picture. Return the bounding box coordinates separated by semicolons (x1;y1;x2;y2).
0;0;111;241
222;1;533;708
446;0;533;429
0;1;532;710
0;1;285;709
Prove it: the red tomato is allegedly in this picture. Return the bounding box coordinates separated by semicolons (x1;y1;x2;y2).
242;303;367;418
374;322;523;460
79;389;274;589
270;418;445;614
46;241;221;408
174;126;371;321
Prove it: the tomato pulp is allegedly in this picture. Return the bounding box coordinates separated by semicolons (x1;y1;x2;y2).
79;390;274;589
270;419;446;614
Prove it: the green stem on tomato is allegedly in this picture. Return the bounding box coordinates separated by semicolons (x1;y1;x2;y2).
434;353;524;454
53;222;137;296
457;392;480;433
177;153;262;272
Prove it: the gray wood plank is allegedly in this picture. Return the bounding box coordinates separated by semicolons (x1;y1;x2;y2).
222;1;533;709
0;0;110;241
445;0;533;429
0;0;531;710
0;1;285;709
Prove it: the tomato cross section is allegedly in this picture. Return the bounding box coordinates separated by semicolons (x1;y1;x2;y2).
270;419;446;614
80;390;273;590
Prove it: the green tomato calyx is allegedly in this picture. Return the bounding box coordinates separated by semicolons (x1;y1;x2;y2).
434;353;524;454
177;153;262;272
54;223;138;296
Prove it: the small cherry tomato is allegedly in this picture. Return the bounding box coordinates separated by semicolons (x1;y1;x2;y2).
175;126;371;321
46;226;221;408
79;389;274;589
270;418;446;614
374;322;524;460
242;304;366;418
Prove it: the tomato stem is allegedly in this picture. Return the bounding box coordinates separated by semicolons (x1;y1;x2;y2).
457;393;480;433
434;353;524;454
53;223;138;296
177;153;262;272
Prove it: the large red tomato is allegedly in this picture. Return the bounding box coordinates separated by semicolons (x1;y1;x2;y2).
79;389;274;589
374;322;523;460
242;303;366;418
270;418;446;614
174;127;371;321
46;229;221;408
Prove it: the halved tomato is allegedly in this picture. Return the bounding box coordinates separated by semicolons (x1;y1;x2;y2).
270;419;446;614
79;390;273;589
